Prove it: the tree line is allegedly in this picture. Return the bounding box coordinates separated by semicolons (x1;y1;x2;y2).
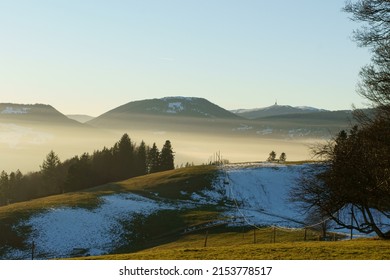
0;134;175;206
267;151;286;162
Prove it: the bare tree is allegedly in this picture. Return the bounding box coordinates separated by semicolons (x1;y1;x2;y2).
344;0;390;116
290;124;390;239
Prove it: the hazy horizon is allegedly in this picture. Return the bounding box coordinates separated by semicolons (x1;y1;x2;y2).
1;96;358;118
1;1;371;116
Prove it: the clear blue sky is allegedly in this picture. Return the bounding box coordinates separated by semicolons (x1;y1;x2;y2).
0;0;371;116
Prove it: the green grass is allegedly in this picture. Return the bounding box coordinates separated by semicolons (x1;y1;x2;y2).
80;228;390;260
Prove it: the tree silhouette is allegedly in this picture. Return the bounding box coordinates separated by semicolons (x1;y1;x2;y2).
135;140;148;176
279;152;287;162
148;143;160;173
267;151;276;162
115;133;135;180
160;140;175;171
40;150;62;194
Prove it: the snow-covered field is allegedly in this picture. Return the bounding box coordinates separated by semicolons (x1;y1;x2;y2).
216;163;307;227
2;163;317;259
4;194;178;259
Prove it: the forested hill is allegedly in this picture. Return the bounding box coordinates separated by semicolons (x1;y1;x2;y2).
87;97;242;128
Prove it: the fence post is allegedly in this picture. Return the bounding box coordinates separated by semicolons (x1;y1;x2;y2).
204;230;209;247
31;241;35;260
304;228;307;241
253;228;256;244
350;206;354;240
273;227;276;243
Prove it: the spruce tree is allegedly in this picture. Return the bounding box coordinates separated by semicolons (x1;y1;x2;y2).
0;171;9;205
148;143;160;173
135;140;147;176
267;151;276;162
116;133;135;180
160;140;175;171
40;150;62;194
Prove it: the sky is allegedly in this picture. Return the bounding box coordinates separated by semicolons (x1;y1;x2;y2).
0;0;372;116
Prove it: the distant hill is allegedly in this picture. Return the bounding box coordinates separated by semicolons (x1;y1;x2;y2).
0;99;359;173
231;103;327;119
252;110;354;139
67;114;95;123
86;97;355;139
90;97;241;120
0;103;107;173
87;97;242;131
258;110;353;122
0;103;84;127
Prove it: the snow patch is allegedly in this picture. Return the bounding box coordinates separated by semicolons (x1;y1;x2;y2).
166;102;184;113
232;124;253;131
256;128;273;135
217;164;304;226
1;107;31;114
288;128;312;138
4;193;175;259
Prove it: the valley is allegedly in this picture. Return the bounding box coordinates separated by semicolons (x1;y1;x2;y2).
2;97;383;260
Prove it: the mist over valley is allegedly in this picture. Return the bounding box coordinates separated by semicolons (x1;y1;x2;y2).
0;97;354;173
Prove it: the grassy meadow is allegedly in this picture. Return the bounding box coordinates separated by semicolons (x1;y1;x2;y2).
1;164;389;260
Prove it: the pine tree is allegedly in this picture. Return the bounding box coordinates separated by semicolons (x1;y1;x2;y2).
8;170;23;203
148;143;160;173
0;171;9;205
41;150;61;175
65;154;93;192
135;140;147;176
160;140;175;171
279;152;287;162
115;133;135;180
40;150;62;194
267;151;276;162
92;147;114;184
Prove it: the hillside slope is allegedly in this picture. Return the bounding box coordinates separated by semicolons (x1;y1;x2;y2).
0;165;218;259
0;103;84;127
87;97;242;130
1;162;388;260
0;163;316;259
